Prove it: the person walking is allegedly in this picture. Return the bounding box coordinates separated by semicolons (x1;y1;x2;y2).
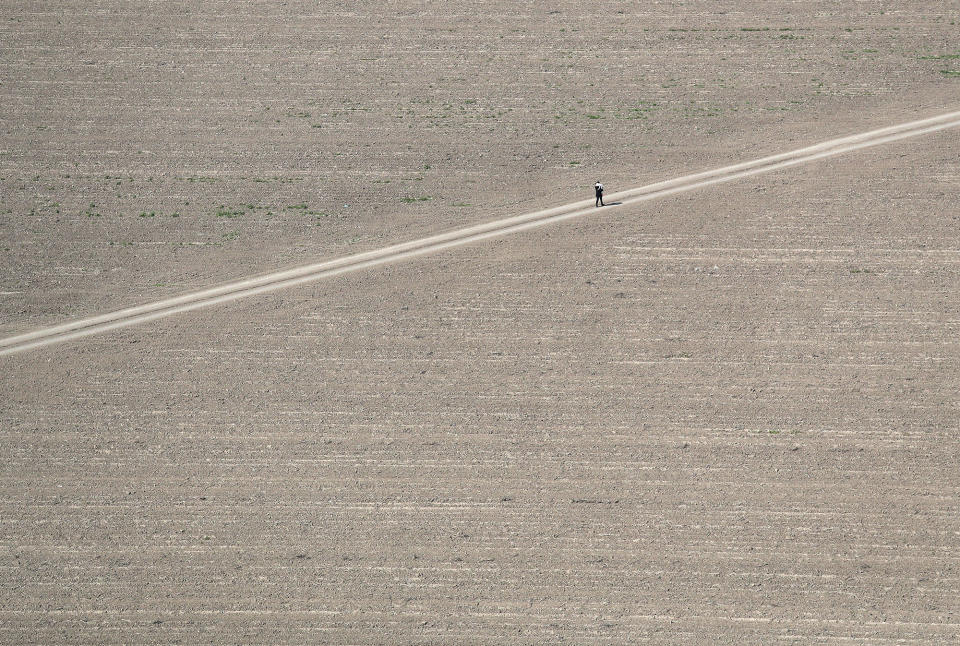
594;181;605;207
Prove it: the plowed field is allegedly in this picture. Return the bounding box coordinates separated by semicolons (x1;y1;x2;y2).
1;1;958;643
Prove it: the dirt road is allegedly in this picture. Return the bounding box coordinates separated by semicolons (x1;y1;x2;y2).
4;109;959;357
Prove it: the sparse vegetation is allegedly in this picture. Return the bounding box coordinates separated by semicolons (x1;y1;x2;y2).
215;206;244;218
252;176;301;184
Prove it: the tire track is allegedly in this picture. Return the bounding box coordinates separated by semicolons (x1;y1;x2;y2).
2;109;959;357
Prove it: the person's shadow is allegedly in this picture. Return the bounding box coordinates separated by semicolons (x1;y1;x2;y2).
605;201;623;206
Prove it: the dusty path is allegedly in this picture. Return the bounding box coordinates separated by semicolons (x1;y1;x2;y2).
2;109;958;357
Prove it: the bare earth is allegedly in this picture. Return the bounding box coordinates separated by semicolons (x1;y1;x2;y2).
1;1;959;644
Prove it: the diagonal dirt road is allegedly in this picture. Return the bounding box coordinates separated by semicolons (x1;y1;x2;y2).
2;109;958;357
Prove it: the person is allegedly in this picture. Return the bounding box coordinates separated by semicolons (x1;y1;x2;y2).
594;181;605;207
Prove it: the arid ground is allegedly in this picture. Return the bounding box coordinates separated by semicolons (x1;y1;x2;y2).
1;1;959;643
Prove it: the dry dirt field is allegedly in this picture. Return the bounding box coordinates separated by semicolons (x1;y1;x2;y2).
2;1;959;644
